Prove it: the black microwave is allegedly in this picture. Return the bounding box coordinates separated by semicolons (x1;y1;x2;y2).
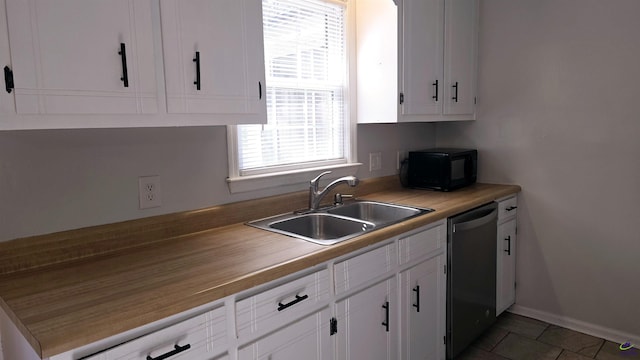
406;148;477;191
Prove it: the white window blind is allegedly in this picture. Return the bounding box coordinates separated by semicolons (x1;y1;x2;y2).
237;0;348;176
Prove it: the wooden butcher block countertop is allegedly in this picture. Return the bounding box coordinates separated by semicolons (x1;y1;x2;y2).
0;176;520;358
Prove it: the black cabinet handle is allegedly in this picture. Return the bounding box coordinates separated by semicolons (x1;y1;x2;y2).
505;235;511;255
506;206;517;211
193;51;201;90
277;294;308;311
118;43;129;88
412;285;420;313
452;81;459;102
258;81;262;99
382;301;389;332
146;344;191;360
432;80;439;101
4;66;13;94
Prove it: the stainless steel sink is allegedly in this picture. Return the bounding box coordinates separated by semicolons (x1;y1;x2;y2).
327;201;427;226
268;213;375;245
247;200;433;246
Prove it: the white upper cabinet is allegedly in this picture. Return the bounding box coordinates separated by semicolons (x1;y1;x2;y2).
398;0;478;122
355;0;398;124
398;0;444;117
5;0;158;114
443;0;478;116
356;0;478;123
160;0;267;123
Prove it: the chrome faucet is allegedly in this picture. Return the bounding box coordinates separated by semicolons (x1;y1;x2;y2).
308;171;359;210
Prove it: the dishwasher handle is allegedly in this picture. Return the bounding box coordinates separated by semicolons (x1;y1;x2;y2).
452;206;498;233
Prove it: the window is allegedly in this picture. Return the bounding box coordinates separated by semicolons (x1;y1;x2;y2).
228;0;357;192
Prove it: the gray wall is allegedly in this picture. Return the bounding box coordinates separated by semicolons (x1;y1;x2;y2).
0;123;435;242
437;0;640;339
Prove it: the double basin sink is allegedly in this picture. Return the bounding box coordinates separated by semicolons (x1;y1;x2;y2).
248;200;434;245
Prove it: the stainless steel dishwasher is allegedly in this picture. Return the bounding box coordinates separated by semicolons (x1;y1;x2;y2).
447;202;498;359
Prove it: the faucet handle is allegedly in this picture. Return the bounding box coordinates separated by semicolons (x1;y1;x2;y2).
334;193;353;205
310;171;332;186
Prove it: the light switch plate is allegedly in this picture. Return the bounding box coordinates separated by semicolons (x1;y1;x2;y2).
369;152;382;171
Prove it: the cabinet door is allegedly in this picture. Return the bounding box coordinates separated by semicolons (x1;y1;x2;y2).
399;0;444;116
496;219;517;315
335;278;397;360
443;0;478;116
399;254;446;360
5;0;157;114
160;0;266;122
238;308;331;360
356;0;397;123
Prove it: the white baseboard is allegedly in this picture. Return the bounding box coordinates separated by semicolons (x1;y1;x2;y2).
509;304;640;347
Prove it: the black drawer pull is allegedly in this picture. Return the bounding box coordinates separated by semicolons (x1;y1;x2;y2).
382;301;389;332
118;43;129;88
432;79;439;101
505;235;511;255
277;294;309;311
193;51;201;90
146;344;191;360
412;285;420;312
4;66;13;93
452;81;459;102
506;206;517;211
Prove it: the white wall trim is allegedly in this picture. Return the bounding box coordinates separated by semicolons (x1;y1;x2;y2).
509;305;640;347
226;163;362;193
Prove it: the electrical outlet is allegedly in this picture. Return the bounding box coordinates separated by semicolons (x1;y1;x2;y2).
139;175;161;209
369;152;382;171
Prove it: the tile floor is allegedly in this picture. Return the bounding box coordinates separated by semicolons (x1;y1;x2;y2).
455;313;640;360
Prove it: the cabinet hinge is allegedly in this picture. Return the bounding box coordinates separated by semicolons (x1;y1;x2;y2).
330;317;338;336
4;66;14;94
399;92;404;105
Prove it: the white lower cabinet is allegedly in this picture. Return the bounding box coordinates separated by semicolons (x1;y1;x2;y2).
83;306;228;360
399;254;446;360
238;308;331;360
335;277;398;360
9;222;450;360
496;196;518;315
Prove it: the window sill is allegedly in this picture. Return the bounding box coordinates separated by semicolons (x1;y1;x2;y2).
226;163;363;194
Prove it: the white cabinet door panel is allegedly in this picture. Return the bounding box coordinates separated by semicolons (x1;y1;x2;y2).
443;0;478;115
336;278;397;360
497;218;517;315
238;308;331;360
400;0;444;116
400;254;446;360
6;0;157;114
160;0;266;121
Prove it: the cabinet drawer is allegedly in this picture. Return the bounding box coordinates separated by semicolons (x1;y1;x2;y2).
498;195;518;220
84;306;227;360
238;308;331;360
398;221;446;265
236;269;330;339
334;242;397;295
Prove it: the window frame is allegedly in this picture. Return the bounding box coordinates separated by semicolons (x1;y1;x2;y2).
227;0;359;193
